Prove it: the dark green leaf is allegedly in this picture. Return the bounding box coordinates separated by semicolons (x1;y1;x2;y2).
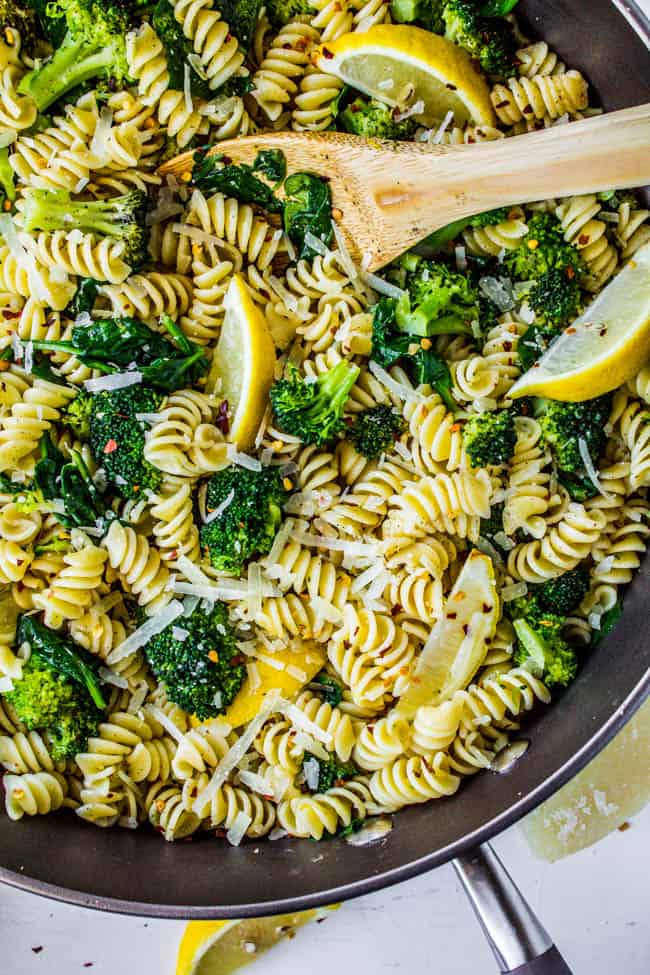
33;435;66;500
253;149;286;186
213;0;264;49
192;148;283;213
283;172;333;259
66;278;97;318
0;473;22;494
310;673;343;707
0;147;16;206
70;316;176;368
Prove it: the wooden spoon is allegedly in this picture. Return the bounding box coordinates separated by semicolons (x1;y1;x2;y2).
160;103;650;271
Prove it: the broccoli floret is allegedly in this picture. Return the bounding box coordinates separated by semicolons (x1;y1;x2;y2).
528;266;582;326
387;253;479;337
212;0;263;49
340;97;417;141
462;410;516;467
22;188;149;271
18;0;135;112
442;0;517;78
4;656;101;760
537;567;590;615
348;405;404;459
270;361;360;447
534;395;612;493
88;385;164;498
508;595;578;687
305;753;358;793
143;603;246;719
266;0;314;27
390;0;443;30
200;465;287;574
63;391;94;440
504;213;583;283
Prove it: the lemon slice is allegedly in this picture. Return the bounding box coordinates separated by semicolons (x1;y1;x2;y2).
396;550;498;718
208;274;276;450
177;908;338;975
510;244;650;402
314;25;495;127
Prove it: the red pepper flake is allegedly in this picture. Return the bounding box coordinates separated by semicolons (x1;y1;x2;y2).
446;83;457;91
103;439;118;454
1;309;20;320
446;611;457;619
208;650;219;663
215;399;230;435
566;265;576;280
322;46;334;59
32;947;44;954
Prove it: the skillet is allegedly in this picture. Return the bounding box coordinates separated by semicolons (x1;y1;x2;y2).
0;0;649;948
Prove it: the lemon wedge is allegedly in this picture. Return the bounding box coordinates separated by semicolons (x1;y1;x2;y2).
177;908;338;975
510;244;650;401
396;550;498;718
188;645;326;729
208;274;276;450
314;25;496;127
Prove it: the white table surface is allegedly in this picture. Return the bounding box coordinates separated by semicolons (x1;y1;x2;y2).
3;1;650;970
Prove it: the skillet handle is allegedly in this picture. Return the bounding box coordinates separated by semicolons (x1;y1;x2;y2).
452;842;573;975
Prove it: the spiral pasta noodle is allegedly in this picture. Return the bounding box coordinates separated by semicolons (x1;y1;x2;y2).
490;71;589;125
252;19;321;122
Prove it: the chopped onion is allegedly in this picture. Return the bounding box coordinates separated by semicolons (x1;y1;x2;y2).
193;692;281;812
84;371;142;393
145;200;184;226
204;488;235;524
578;438;604;495
501;581;528;602
187;52;208;80
304;231;329;256
474;536;503;564
0;677;14;693
292;731;329;761
518;301;535;325
226;809;252;846
455;245;467;271
368;361;421;402
226;445;262;471
171;626;189;641
588;611;602;630
247;661;261;690
345;816;393;846
107;600;184;664
359;272;404;300
269;827;288;841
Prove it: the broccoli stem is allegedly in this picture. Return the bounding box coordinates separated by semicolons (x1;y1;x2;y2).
512;618;546;673
18;34;115;111
317;360;359;415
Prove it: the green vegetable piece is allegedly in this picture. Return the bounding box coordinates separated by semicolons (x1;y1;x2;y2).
200;465;287;574
253;149;287;186
389;254;478;337
66;277;98;318
592;602;623;645
534;395;612;481
306;753;358;793
283;172;334;259
340;97;417;141
537;568;590;616
348;405;404;459
192;148;283;213
442;0;518;78
310;672;343;707
17;0;134;112
270;360;360;446
213;0;264;49
265;0;314;28
462;410;516;467
0;147;16;207
17;615;106;709
4;656;101;760
88;385;165;498
480;0;520;16
22;187;149;270
144;603;246;720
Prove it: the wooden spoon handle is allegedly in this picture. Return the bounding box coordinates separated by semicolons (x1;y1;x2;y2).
375;104;650;249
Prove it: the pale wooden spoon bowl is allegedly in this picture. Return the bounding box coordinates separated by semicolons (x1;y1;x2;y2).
160;103;650;271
